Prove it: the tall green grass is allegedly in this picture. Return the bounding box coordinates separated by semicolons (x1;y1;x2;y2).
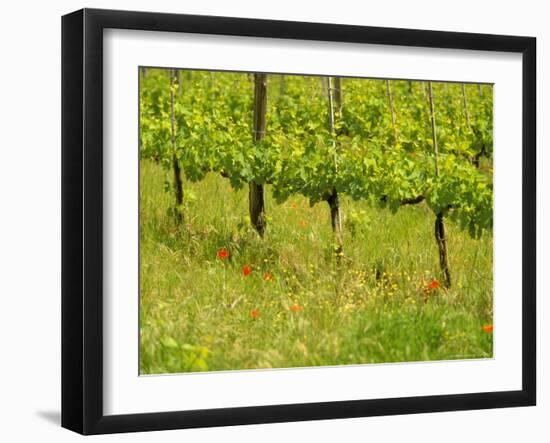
140;159;493;374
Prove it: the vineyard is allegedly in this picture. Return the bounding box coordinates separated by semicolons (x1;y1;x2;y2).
139;68;494;374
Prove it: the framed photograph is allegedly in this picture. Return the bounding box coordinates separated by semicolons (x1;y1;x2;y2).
61;8;536;435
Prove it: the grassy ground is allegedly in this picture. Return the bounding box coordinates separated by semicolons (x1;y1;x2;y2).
140;159;493;374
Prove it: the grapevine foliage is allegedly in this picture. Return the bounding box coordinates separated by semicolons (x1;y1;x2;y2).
140;70;493;239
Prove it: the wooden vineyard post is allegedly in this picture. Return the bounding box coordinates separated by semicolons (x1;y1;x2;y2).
170;69;184;223
333;77;343;118
326;77;344;258
177;69;184;97
249;73;267;237
466;83;487;168
462;83;479;167
276;75;286;119
428;83;440;178
279;75;285;98
427;81;451;288
386;79;398;146
461;83;471;129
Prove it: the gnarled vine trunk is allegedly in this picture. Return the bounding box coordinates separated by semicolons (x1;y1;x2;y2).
249;73;267;237
428;81;451;288
170;69;183;223
326;77;344;257
435;212;451;287
327;189;344;255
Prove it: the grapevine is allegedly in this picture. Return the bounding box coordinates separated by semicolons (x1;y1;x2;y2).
139;69;493;285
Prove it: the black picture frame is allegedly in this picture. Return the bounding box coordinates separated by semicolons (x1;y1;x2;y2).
62;8;536;435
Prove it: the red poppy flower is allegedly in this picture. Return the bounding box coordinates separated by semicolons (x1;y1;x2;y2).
290;203;297;209
250;309;260;319
299;220;307;227
217;248;229;260
242;265;252;276
482;324;494;333
427;279;439;290
290;304;303;312
263;272;274;282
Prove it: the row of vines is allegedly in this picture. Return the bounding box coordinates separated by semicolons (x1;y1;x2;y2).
139;68;493;288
